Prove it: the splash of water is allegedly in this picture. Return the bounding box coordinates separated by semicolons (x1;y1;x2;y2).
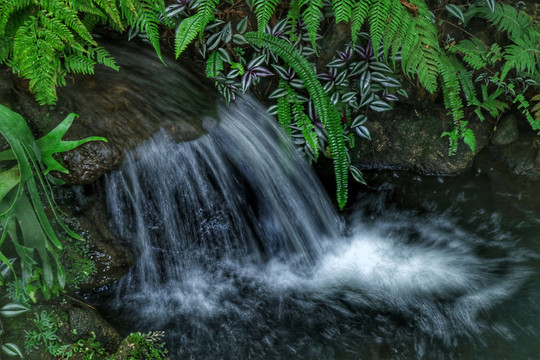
103;97;528;359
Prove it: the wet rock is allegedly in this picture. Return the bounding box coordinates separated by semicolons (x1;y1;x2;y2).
492;113;519;145
3;302;121;360
68;199;134;291
66;306;123;353
13;36;218;185
350;105;492;175
476;135;540;193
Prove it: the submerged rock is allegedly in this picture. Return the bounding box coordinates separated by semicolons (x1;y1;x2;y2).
13;36;218;185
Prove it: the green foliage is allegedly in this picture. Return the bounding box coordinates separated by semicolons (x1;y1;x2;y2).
331;0;354;24
24;310;60;355
55;333;108;360
0;297;28;358
0;0;165;105
174;0;220;58
0;105;106;298
116;331;169;360
254;0;279;40
244;31;349;209
441;2;540;152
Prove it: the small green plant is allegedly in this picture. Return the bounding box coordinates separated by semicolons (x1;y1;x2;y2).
0;104;106;298
116;331;169;360
24;310;61;355
55;332;108;360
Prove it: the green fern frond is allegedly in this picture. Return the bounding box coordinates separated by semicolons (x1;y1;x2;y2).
244;31;349;209
277;96;292;136
399;2;440;93
174;0;219;58
64;54;95;75
174;13;203;58
12;16;62;105
480;3;532;37
456;67;478;106
301;0;323;50
438;53;464;124
473;84;508;121
93;0;123;29
205;51;223;78
91;46;119;70
381;4;407;59
287;0;301;41
132;0;165;62
331;0;354;23
351;0;372;44
119;0;138;18
254;0;279;39
0;0;32;34
196;0;220;25
367;0;392;49
448;38;489;70
41;0;96;45
514;94;540;132
501;31;539;80
295;103;319;158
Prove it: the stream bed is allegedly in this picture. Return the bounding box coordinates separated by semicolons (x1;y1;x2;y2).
90;97;540;360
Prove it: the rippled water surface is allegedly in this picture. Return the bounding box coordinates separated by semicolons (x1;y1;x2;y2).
96;97;540;359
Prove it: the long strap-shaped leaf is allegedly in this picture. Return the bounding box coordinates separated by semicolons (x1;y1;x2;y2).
244;32;349;209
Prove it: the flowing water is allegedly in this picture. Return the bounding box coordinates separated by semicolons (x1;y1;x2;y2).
99;97;540;359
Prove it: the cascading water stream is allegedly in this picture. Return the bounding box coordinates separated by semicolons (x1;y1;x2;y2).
101;97;535;359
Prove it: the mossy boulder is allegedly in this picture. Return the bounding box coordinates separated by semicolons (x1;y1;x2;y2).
12;37;218;185
350;105;492;175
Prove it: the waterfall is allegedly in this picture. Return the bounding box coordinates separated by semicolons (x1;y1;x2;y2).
103;97;530;359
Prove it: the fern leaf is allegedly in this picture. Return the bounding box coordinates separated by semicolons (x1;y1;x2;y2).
174;13;202;58
64;54;95;75
351;0;372;44
0;34;10;63
41;0;96;45
244;31;349;209
0;0;32;34
277;81;293;135
91;46;119;70
448;38;489;70
331;0;354;23
456;67;478;106
92;0;123;29
205;51;223;78
296;104;319;158
368;0;392;49
399;3;440;93
382;4;407;59
196;0;220;25
12;16;61;105
134;0;165;63
482;3;533;37
254;0;279;39
502;31;539;79
438;53;464;124
302;0;323;50
174;0;219;57
287;0;302;41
